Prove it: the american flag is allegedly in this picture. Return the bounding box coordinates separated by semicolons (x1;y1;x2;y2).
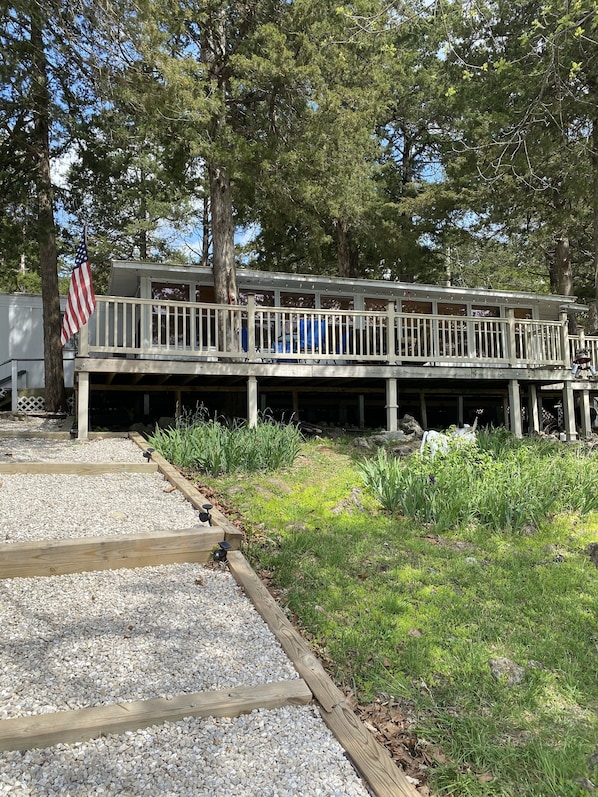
60;233;96;347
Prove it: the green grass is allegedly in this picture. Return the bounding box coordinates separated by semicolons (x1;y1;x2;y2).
180;432;598;797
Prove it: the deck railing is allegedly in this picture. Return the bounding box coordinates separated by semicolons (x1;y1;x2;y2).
82;295;578;370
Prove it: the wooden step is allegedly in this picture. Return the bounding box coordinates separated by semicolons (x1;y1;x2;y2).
0;462;158;474
0;679;313;752
0;528;234;578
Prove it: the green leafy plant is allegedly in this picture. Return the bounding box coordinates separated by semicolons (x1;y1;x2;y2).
358;431;598;533
148;405;303;475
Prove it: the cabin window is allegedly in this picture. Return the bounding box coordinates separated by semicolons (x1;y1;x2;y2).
365;298;389;312
512;308;534;359
472;305;500;318
238;290;275;307
438;302;467;316
437;303;468;357
151;283;191;347
401;300;432;314
195;285;215;303
514;308;533;319
400;301;433;359
281;292;316;308
321;295;354;310
152;283;190;302
472;306;503;359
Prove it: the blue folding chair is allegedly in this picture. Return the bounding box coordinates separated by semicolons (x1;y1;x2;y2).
299;318;327;353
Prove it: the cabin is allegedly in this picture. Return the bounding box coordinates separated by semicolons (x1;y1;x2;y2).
64;260;598;440
2;262;597;438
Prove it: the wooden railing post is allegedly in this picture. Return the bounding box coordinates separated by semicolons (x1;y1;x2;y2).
11;359;18;412
386;301;397;364
78;321;89;356
560;311;571;369
506;309;517;366
246;293;256;360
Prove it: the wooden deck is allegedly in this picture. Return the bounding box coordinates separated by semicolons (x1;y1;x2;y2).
68;296;598;442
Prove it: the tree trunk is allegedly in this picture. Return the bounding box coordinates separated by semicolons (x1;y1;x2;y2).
201;9;237;307
591;116;598;334
31;17;65;413
336;218;350;278
202;194;210;268
551;236;577;334
139;168;148;260
554;236;573;296
209;162;237;304
335;217;358;279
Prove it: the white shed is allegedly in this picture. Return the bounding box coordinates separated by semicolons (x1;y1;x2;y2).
0;293;74;410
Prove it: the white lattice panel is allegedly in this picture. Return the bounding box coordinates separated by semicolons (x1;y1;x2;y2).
17;395;46;413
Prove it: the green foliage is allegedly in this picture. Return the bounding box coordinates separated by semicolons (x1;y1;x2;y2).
193;437;598;797
148;406;303;476
357;430;598;532
440;0;598;300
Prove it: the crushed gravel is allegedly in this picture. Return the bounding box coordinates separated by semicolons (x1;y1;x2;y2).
0;472;201;543
0;422;373;797
0;563;299;719
0;707;369;797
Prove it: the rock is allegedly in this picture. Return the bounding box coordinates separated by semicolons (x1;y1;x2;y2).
488;657;526;686
587;542;598;567
330;487;365;515
157;416;176;430
575;778;595;793
389;445;419;457
352;437;372;450
399;414;424;438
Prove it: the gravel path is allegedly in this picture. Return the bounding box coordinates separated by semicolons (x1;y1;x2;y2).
0;564;299;719
0;418;372;797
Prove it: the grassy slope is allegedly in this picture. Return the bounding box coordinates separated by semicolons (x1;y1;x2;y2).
196;438;598;797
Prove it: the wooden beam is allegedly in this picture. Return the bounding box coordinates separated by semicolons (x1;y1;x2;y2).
0;679;312;752
0;462;158;475
0;431;73;440
226;551;418;797
0;528;227;579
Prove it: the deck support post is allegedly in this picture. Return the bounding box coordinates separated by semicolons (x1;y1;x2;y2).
77;372;90;440
386;378;398;432
358;394;365;429
562;382;578;441
508;379;522;438
247;376;258;428
419;390;428;430
528;384;540;435
579;387;592;440
292;390;299;418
